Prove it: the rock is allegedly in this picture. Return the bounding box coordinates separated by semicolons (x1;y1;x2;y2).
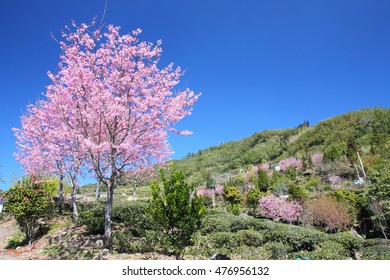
101;248;109;257
211;253;230;260
95;239;104;248
239;213;250;219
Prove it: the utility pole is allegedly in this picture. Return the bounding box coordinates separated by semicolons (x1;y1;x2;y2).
357;152;366;178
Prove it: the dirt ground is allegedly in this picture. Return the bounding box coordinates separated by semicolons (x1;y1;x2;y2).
0;218;178;260
0;218;52;260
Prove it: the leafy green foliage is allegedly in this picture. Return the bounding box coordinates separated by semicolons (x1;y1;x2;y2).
246;188;263;213
264;225;327;252
222;186;243;215
257;169;269;192
79;202;105;234
148;168;207;259
5;177;54;244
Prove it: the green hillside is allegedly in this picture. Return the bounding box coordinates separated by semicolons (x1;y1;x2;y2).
174;108;390;185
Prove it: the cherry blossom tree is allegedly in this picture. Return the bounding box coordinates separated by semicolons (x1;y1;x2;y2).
259;194;302;224
14;101;82;222
40;21;200;247
311;152;323;166
329;175;342;186
278;157;303;171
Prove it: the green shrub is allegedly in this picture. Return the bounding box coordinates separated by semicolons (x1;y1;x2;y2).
361;238;390;260
305;178;321;192
222;186;243;214
229;218;250;232
5;177;54;244
79;202;105;234
288;184;308;200
112;202;156;236
209;232;237;249
112;232;154;254
285;166;297;181
148;168;206;259
231;246;270;260
264;225;326;252
246;188;262;213
200;214;235;234
246;218;277;231
257;169;269;192
262;242;291;260
292;241;349;260
361;245;390;260
328;232;363;257
235;230;264;247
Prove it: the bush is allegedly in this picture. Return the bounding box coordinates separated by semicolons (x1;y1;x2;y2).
229;218;250;232
222;186;243;215
209;232;237;249
262;242;291;260
246;188;262;213
264;225;326;252
361;245;390;260
112;202;156;236
285;166;297;181
292;241;349;260
305;195;352;232
5;177;54;244
246;218;278;231
112;232;154;254
288;184;308;200
328;232;363;257
259;194;303;223
257;169;269;192
148;168;206;259
235;230;264;247
231;246;270;260
79;202;105;234
200;212;236;234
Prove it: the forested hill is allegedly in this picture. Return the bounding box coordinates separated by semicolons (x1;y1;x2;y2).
173;108;390;184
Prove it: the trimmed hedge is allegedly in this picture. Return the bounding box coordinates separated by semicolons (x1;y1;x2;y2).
263;224;327;252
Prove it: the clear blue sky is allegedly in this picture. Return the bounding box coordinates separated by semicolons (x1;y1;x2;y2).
1;0;390;190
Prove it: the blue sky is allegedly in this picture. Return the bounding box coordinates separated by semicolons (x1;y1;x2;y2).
1;0;390;190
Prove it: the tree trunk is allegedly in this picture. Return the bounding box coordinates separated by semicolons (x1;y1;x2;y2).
378;218;388;240
96;180;101;201
104;180;115;248
70;175;79;223
58;173;64;215
212;188;216;208
132;182;137;199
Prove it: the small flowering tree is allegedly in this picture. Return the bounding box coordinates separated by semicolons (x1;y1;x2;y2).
260;163;270;171
279;157;303;172
311;152;323;166
259;194;302;224
215;184;224;195
5;177;54;244
329;175;342;186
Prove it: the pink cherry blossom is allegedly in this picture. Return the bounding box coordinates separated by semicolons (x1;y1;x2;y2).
14;21;200;246
278;157;303;171
259;194;302;223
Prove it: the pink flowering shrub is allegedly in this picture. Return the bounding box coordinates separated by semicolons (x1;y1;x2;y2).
311;152;323;166
196;186;213;197
259;194;303;223
215;185;224;195
260;163;270;171
243;166;259;184
329;175;342;186
278;157;303;171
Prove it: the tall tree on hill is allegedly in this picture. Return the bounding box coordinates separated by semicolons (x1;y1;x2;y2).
257;169;269;192
35;21;199;247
